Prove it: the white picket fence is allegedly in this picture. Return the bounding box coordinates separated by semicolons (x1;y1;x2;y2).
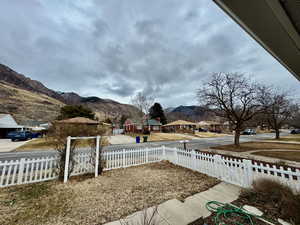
1;146;300;192
164;147;300;192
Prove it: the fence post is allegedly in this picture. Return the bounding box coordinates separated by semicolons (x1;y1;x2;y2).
174;148;178;165
213;155;222;179
95;136;100;177
123;149;126;167
162;145;166;160
191;150;196;171
243;159;253;188
146;147;149;163
64;136;71;183
17;158;25;184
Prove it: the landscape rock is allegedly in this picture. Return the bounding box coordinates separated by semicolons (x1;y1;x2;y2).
242;205;264;216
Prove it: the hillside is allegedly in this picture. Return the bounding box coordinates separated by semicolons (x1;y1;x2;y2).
0;63;140;124
166;105;212;122
0;81;64;124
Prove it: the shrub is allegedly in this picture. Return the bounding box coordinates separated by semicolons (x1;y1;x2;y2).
240;179;300;224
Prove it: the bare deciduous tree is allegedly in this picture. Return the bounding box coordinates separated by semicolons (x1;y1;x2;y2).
197;72;262;146
131;92;155;132
258;86;297;139
131;92;155;116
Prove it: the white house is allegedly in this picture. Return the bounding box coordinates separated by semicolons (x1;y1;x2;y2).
0;114;23;138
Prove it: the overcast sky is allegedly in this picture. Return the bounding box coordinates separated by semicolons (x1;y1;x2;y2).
0;0;299;107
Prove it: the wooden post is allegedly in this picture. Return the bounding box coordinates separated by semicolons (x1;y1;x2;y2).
17;158;25;184
64;136;71;183
95;136;100;177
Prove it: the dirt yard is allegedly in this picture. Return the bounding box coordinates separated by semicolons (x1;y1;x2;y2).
211;142;300;152
0;162;219;225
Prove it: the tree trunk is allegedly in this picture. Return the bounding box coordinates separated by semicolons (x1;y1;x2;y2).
275;129;280;139
234;128;240;146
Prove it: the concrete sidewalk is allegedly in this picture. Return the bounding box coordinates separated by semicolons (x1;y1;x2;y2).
108;135;136;145
105;182;241;225
0;139;29;152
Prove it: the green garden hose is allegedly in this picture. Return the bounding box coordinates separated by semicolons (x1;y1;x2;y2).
205;201;264;225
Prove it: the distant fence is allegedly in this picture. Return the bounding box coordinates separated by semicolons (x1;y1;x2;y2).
1;145;300;192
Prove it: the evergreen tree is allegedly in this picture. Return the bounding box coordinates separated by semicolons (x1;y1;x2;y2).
149;103;167;125
57;105;95;120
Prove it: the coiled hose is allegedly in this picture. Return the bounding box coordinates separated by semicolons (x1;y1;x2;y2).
205;201;266;225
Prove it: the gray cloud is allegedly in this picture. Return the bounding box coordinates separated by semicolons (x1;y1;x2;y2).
0;0;299;108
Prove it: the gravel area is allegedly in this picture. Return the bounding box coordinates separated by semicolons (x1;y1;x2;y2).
0;161;219;225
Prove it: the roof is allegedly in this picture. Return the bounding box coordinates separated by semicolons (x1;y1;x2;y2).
0;114;23;129
56;117;99;125
198;121;221;126
124;118;143;125
144;119;162;126
213;0;300;81
163;120;197;127
0;114;8;119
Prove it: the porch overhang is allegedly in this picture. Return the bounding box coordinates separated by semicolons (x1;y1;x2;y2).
213;0;300;81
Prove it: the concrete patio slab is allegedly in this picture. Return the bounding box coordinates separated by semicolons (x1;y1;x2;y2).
104;182;242;225
157;199;200;225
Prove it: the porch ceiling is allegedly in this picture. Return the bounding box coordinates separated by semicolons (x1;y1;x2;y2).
213;0;300;81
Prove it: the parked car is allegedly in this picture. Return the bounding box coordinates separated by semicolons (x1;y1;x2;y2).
31;132;42;138
10;131;33;141
242;129;256;135
6;131;19;139
198;127;208;132
291;129;300;134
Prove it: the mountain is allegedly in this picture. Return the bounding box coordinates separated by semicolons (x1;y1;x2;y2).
0;64;65;102
166;105;212;122
0;63;140;124
0;81;64;125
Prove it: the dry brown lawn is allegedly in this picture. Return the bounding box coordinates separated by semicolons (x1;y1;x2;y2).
194;132;229;138
149;133;195;141
278;134;300;142
253;151;300;162
15;137;109;152
126;133;195;142
211;142;300;152
0;162;219;225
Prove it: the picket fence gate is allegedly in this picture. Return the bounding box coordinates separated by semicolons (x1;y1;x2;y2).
1;145;300;192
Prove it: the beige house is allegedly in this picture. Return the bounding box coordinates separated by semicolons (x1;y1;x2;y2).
162;120;197;133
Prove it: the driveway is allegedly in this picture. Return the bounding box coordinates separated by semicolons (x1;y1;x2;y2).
0;139;29;152
108;135;136;145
